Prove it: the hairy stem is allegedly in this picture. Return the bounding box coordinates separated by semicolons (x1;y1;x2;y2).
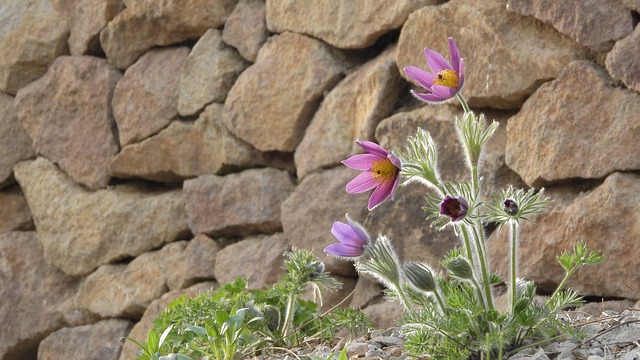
510;221;519;314
471;223;493;310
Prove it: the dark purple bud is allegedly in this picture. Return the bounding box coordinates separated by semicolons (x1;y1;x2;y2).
440;195;469;222
503;199;519;216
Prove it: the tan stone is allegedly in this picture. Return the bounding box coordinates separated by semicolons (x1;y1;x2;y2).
488;172;640;300
364;105;523;270
109;104;259;182
223;32;346;152
506;61;640;187
507;0;633;52
118;282;217;360
397;0;586;109
623;0;640;12
100;0;238;69
14;157;189;276
76;239;216;319
266;0;436;49
68;0;124;55
281;167;370;276
0;186;33;233
350;276;384;310
113;47;188;147
0;0;69;95
295;46;402;179
178;29;248;116
214;233;289;289
363;301;403;329
0;232;80;360
222;0;268;62
38;319;133;360
0;92;34;188
15;56;121;190
184;168;295;237
606;26;640;94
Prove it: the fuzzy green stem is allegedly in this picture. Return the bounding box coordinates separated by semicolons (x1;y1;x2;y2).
281;293;297;340
510;221;519;314
456;93;470;114
470;277;487;309
548;267;577;306
393;281;414;312
432;287;447;314
471;223;493;310
459;225;476;271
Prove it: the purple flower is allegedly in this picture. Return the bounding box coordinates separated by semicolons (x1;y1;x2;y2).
343;140;401;210
503;199;519;216
440;195;468;222
404;37;465;104
324;214;370;258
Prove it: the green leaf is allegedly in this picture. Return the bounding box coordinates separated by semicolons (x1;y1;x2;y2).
183;323;207;339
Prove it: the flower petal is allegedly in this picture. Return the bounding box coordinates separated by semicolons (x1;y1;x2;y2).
388;153;402;170
430;85;458;100
345;214;370;246
324;243;364;257
458;58;465;90
331;221;355;243
404;66;435;89
448;37;461;73
356;140;388;158
424;47;452;74
342;153;378;171
410;89;448;103
346;171;378;194
368;179;394;210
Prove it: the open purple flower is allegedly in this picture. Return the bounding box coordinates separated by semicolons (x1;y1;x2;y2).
324;214;370;258
404;37;465;104
440;195;468;222
343;140;401;210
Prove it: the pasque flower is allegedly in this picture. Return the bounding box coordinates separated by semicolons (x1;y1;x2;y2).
343;140;401;210
440;195;468;222
324;214;370;258
404;37;465;104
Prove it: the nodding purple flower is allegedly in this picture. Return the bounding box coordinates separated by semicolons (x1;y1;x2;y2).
503;199;519;216
404;37;465;104
324;214;370;258
440;195;469;222
343;140;401;210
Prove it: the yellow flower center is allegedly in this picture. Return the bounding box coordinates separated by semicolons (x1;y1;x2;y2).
371;158;399;184
433;69;459;88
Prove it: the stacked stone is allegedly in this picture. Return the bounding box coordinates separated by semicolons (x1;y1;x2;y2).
1;0;640;359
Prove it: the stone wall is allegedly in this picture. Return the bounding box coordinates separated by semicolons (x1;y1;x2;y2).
1;0;639;359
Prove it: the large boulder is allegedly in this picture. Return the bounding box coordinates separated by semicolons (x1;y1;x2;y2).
0;92;34;188
67;0;124;55
606;25;640;94
222;0;269;62
0;186;32;232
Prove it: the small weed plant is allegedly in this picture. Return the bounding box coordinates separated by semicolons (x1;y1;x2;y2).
125;249;371;360
324;37;603;359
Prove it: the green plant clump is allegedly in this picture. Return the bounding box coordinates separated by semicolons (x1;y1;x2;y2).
125;249;371;360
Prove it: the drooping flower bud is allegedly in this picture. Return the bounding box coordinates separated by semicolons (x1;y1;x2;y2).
440;195;469;222
403;261;437;293
503;199;519;216
444;256;474;280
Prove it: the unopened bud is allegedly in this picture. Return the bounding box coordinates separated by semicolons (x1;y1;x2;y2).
503;199;519;216
403;261;436;292
444;256;474;280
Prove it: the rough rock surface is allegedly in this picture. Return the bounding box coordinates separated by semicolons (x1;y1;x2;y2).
76;239;218;318
0;232;80;360
266;0;436;49
295;46;402;179
0;92;34;188
67;0;124;55
178;29;248;116
0;186;32;232
623;0;640;12
14;157;189;276
14;56;120;190
506;0;633;52
488;172;640;300
606;25;640;94
118;282;217;360
109;103;259;182
281;167;370;276
100;0;238;69
397;0;586;109
506;61;640;187
37;319;133;360
184;168;295;237
222;0;268;62
113;47;188;147
0;0;69;95
214;233;289;289
223;32;346;152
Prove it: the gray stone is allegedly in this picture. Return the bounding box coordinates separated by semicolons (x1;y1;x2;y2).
0;92;34;188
